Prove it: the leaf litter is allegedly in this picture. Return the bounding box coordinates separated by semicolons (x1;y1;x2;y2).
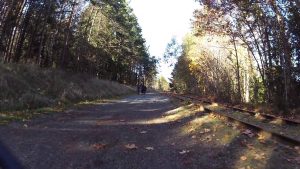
91;143;107;150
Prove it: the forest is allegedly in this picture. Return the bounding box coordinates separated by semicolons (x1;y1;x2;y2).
0;0;157;86
169;0;300;112
0;1;300;168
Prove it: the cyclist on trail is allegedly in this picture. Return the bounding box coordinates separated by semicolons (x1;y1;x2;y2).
141;84;147;94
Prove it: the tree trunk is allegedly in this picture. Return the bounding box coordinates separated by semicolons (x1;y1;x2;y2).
232;35;242;103
61;0;77;68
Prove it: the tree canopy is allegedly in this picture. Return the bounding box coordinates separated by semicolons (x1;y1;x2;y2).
0;0;157;85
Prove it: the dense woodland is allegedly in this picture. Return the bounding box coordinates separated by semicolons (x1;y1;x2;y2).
1;0;299;111
0;0;157;85
169;0;300;111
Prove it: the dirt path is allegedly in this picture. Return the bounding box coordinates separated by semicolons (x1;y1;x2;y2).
0;93;299;169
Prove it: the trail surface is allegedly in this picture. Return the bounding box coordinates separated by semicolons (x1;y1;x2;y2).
0;93;298;169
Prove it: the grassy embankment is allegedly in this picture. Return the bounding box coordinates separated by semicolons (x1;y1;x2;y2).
0;64;135;124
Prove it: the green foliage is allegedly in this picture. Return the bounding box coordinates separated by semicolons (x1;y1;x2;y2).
164;37;182;66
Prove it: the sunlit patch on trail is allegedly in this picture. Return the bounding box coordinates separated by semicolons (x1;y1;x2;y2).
233;139;275;169
76;99;117;105
128;95;170;104
77;119;128;126
139;108;161;112
131;104;200;125
75;104;199;125
181;114;211;133
270;118;284;125
179;112;240;146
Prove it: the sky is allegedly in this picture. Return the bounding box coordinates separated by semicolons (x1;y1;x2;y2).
129;0;199;80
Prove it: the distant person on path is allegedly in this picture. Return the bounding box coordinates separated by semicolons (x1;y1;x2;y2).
137;84;141;94
141;84;147;94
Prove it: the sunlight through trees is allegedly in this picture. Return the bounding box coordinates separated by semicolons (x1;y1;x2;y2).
169;0;300;111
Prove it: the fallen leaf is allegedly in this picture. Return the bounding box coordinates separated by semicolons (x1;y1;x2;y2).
246;144;254;150
254;153;265;160
92;143;107;150
204;128;211;133
191;135;196;139
240;156;247;161
140;131;147;134
179;150;190;155
145;147;154;151
125;144;138;150
188;128;195;132
23;124;28;128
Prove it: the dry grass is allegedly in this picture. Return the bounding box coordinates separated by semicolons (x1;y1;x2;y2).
0;64;134;112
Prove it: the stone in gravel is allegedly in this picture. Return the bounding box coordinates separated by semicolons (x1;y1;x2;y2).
145;147;154;151
125;144;138;150
140;131;147;134
179;150;190;155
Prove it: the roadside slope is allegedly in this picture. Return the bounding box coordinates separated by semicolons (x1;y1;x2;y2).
0;64;134;112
